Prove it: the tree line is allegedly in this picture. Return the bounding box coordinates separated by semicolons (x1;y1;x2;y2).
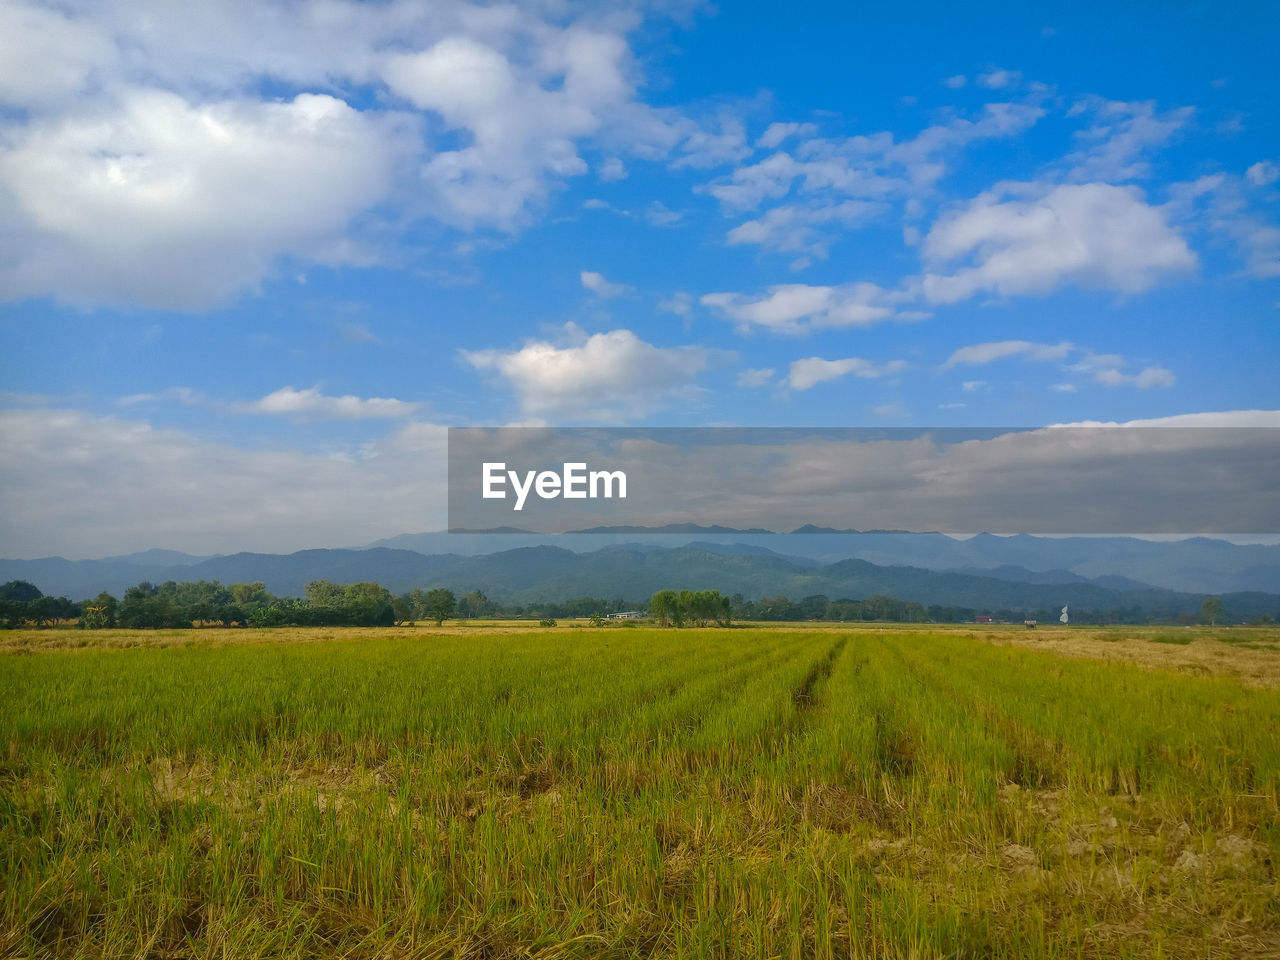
1;578;1270;629
0;579;647;629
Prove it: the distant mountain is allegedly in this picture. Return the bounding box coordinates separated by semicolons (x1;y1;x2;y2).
5;543;1278;621
361;530;1279;595
568;523;778;535
102;548;217;567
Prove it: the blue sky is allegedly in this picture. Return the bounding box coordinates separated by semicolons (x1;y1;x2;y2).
0;0;1276;556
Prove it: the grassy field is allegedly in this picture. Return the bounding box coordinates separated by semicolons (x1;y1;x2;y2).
2;624;1278;958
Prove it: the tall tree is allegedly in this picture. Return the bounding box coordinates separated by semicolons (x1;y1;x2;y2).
420;588;456;626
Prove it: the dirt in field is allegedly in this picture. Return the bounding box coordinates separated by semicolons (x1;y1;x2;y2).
974;626;1280;687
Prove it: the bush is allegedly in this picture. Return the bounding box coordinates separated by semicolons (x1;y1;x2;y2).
538;618;557;627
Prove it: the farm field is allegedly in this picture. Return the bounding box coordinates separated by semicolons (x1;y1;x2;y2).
2;625;1279;958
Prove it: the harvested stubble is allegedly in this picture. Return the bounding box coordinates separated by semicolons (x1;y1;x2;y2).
2;624;1278;959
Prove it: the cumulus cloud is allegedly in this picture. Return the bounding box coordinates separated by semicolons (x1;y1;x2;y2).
462;324;711;420
1052;410;1280;428
701;282;918;334
921;182;1196;303
0;89;414;309
0;0;722;309
942;75;967;89
580;270;634;298
237;387;421;420
0;408;447;558
787;356;907;391
383;28;639;227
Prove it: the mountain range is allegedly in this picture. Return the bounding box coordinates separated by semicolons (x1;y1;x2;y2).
3;533;1278;620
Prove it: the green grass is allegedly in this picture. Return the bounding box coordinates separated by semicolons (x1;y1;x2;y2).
2;626;1279;958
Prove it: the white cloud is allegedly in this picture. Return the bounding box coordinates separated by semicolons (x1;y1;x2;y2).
725;200;884;259
0;408;447;558
942;340;1073;368
756;122;818;149
1246;160;1279;186
0;1;717;309
1065;98;1193;182
1068;352;1175;389
599;157;628;181
238;386;420;420
1093;366;1176;388
701;282;916;334
1167;173;1280;279
737;367;775;388
922;182;1196;303
384;26;646;227
787;356;907;391
1052;410;1280;428
671;112;751;169
937;401;967;409
0;1;115;109
116;386;205;407
872;402;908;419
643;201;682;227
0;89;414;309
706;102;1045;212
658;291;693;317
580;270;633;298
340;322;382;344
961;380;988;393
462;325;711;420
977;68;1021;89
942;75;967;89
944;341;1175;390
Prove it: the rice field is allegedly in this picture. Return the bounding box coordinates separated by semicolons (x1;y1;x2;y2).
2;624;1278;958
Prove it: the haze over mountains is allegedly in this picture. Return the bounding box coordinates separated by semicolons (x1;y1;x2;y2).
3;530;1278;618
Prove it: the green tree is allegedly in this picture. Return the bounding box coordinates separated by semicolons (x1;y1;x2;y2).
458;590;489;619
1199;596;1223;626
304;580;345;608
650;589;678;627
420;588;456;625
392;592;414;625
79;592;118;629
0;580;42;602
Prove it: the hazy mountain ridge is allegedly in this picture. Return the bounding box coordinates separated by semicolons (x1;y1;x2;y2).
362;530;1279;594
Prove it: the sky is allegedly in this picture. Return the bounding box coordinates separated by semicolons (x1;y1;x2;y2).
0;0;1277;558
